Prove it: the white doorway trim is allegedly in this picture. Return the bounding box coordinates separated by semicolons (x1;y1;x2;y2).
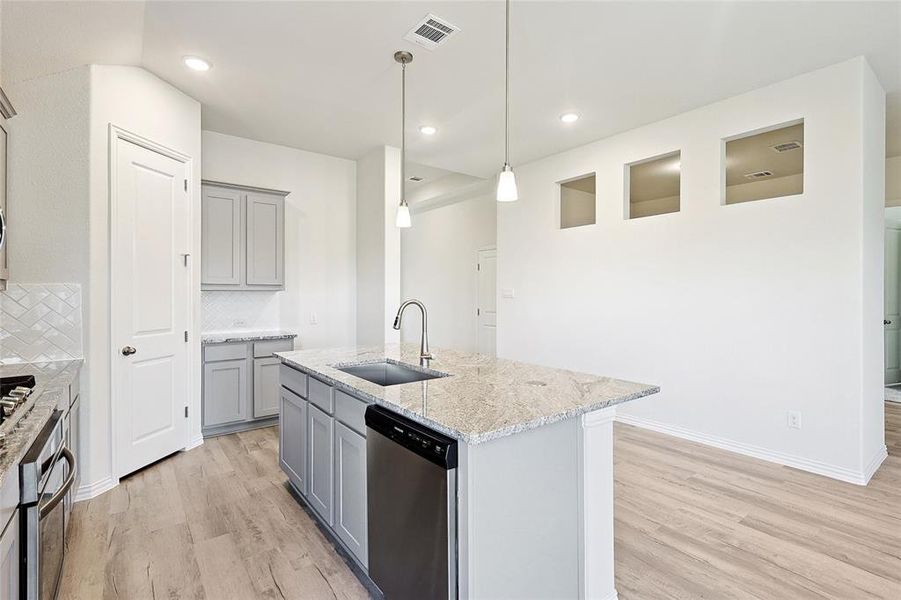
108;125;196;480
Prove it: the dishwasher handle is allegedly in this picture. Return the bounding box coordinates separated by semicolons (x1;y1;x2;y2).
365;404;457;469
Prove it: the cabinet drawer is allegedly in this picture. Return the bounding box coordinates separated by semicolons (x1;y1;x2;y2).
280;364;308;398
308;377;334;414
253;339;294;358
334;390;367;436
204;343;248;362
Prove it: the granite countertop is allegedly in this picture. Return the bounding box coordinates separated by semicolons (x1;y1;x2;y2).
276;344;658;444
0;359;83;488
201;330;298;345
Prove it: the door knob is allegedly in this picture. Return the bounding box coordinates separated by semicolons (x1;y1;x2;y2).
121;346;137;356
885;320;893;326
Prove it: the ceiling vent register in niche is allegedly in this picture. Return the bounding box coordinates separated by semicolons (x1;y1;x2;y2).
770;140;803;153
744;170;775;180
404;14;460;50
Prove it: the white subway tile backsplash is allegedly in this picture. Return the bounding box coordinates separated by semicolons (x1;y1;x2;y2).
0;283;83;364
201;291;281;332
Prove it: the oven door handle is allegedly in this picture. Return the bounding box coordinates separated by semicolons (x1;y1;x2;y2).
39;447;75;520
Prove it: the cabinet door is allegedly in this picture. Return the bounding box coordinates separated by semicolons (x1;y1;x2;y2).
245;192;284;287
201;185;243;287
307;404;334;525
203;359;249;427
280;388;307;495
253;356;281;418
334;422;368;567
0;511;19;600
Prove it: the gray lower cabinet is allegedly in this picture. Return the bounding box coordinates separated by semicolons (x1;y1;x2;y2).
201;181;288;291
203;359;249;427
253;356;281;418
202;338;294;436
334;421;368;567
279;387;307;494
308;403;334;525
279;367;370;569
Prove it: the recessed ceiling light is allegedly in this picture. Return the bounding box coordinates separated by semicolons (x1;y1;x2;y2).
183;56;211;72
419;125;437;135
560;112;580;124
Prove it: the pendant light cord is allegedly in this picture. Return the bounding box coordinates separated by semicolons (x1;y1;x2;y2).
504;0;510;167
401;59;406;205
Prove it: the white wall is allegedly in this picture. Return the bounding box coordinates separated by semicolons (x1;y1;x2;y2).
9;65;202;494
497;58;886;484
200;131;357;349
887;156;901;206
400;193;496;352
355;146;401;346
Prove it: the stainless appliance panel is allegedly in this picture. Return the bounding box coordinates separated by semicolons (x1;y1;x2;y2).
366;405;457;600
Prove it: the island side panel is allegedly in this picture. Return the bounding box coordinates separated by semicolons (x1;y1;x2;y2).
578;406;618;600
457;417;582;600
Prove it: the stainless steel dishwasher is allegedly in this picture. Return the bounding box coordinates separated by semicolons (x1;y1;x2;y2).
365;404;458;600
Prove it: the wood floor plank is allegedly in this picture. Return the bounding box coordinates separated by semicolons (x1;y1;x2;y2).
60;405;901;599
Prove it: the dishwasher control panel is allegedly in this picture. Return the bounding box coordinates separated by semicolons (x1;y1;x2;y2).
365;404;458;469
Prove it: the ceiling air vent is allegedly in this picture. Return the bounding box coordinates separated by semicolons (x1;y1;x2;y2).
404;14;460;50
770;140;803;153
408;176;424;182
744;170;774;180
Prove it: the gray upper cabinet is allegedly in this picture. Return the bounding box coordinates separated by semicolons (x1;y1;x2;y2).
201;181;288;291
201;186;242;286
246;192;285;287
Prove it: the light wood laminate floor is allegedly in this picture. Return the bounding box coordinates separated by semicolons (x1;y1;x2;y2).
60;403;901;599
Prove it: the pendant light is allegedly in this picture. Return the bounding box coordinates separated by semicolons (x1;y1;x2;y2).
395;50;413;228
496;0;518;202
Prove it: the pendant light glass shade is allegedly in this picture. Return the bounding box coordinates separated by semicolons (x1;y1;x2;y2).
496;165;518;202
396;202;412;228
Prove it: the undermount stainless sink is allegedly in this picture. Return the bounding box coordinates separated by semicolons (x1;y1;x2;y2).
335;360;447;387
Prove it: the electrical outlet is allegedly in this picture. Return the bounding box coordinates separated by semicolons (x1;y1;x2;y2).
501;288;516;299
787;410;801;429
233;319;247;328
310;312;319;325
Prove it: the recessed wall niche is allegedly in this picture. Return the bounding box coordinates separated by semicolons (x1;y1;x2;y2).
626;151;681;219
724;121;804;205
559;173;596;229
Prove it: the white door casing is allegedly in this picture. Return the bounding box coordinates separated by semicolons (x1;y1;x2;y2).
477;248;497;356
111;130;191;478
886;227;901;384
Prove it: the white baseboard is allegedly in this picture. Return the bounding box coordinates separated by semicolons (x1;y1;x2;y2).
184;434;204;451
74;475;118;502
615;413;882;486
862;444;889;484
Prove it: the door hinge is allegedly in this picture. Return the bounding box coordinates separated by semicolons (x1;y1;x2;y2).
184;406;188;418
477;263;481;271
477;308;480;316
184;179;188;192
184;330;189;342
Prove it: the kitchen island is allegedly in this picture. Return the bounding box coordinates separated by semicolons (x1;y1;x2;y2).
276;344;658;600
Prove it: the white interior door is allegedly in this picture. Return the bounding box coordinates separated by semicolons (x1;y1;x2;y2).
477;248;497;356
112;136;190;477
886;227;901;384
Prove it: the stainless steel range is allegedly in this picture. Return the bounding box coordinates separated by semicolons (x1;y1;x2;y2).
2;374;77;600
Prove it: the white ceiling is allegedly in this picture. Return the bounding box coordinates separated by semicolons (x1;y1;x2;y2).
3;1;900;178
